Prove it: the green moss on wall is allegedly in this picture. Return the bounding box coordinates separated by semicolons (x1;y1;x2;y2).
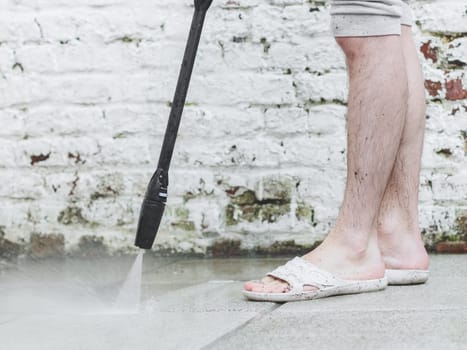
58;206;89;225
170;220;196;231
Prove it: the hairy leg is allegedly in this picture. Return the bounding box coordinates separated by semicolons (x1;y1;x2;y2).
245;35;408;293
377;26;429;270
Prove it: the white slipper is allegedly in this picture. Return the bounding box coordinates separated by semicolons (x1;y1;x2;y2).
243;257;388;303
385;269;429;285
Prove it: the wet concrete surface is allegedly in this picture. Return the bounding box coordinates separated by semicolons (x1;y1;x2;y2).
0;254;466;349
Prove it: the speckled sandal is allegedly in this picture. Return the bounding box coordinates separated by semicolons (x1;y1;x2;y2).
243;256;388;303
385;269;429;285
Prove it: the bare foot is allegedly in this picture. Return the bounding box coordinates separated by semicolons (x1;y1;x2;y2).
244;232;386;294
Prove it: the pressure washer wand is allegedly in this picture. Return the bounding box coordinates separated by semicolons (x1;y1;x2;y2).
135;0;214;249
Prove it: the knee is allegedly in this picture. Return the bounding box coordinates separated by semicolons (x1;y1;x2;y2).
336;35;401;63
335;37;364;61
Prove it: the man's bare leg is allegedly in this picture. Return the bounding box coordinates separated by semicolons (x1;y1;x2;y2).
377;26;429;271
245;35;408;293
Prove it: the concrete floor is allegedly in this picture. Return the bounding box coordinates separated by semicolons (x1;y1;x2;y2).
0;254;466;350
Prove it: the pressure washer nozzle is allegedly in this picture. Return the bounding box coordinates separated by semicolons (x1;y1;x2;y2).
134;168;168;249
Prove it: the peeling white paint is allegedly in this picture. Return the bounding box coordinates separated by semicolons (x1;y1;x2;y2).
0;0;465;253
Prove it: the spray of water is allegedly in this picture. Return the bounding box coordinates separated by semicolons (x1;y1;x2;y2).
114;251;144;312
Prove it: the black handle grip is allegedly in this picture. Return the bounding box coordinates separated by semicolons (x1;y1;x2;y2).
195;0;213;11
157;7;209;171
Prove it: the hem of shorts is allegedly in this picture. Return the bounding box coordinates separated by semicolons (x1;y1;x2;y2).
401;1;414;27
400;20;413;27
331;14;401;37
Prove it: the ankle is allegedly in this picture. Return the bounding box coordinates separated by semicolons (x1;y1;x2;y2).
326;228;381;261
377;211;420;239
332;213;382;250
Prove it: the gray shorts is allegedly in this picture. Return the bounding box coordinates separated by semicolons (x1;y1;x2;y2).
330;0;414;37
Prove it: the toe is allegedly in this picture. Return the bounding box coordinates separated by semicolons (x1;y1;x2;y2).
244;277;290;293
262;281;289;293
243;281;258;291
244;280;266;292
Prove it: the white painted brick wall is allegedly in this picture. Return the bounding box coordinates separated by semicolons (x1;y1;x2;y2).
0;0;466;254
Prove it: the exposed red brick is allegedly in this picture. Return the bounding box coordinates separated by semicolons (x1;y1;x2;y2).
0;237;21;260
76;235;108;257
68;173;80;196
456;211;467;236
68;152;84;164
225;186;240;196
420;40;438;63
424;80;442;97
435;241;467;254
29;233;65;258
209;239;242;257
30;152;51;165
445;79;467;101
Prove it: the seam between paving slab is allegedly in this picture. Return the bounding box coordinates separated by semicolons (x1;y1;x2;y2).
201;302;283;350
